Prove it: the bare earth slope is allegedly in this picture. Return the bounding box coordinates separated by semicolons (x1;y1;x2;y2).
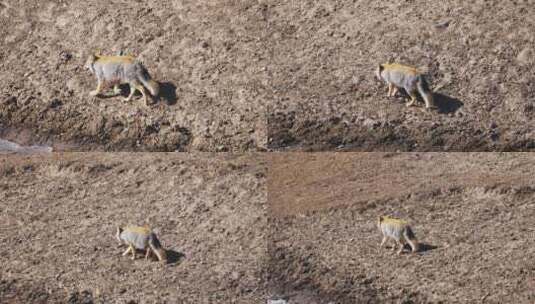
0;153;267;303
267;1;535;151
0;0;269;151
268;153;535;303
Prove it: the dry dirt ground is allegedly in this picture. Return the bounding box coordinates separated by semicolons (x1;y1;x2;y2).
267;1;535;151
0;153;268;303
268;153;535;303
0;0;269;151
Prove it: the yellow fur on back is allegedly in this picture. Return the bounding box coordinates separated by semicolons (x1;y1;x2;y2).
124;225;151;235
381;63;420;75
381;216;407;224
94;55;136;64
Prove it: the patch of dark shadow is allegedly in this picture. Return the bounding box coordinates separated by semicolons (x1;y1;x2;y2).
407;188;444;201
2;95;17;106
446;186;464;194
48;98;63;109
22;164;34;173
382;152;401;158
268;111;297;148
268;246;381;304
166;249;186;265
507;185;535;196
342;126;415;152
417;243;438;253
228;162;248;171
87;163;114;175
327;135;344;147
428;128;446;147
171;126;192;151
504;138;535;151
522;103;535;119
55;161;78;171
433;93;463;114
0;279;63;304
157;82;178;106
67;290;94;304
144;122;160;135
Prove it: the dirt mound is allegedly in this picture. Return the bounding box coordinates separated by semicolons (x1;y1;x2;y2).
268;153;535;303
0;1;268;151
267;1;535;151
0;154;268;303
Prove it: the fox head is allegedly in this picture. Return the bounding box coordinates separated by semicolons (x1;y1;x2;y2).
377;215;385;228
84;54;99;74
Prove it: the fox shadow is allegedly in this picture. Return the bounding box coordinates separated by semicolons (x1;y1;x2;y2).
96;82;178;107
433;93;463;114
165;249;185;265
392;90;463;114
417;242;437;253
157;82;178;106
394;242;437;254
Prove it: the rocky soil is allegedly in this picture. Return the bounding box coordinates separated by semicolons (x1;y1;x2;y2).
268;153;535;303
0;0;269;151
267;0;535;151
0;153;268;303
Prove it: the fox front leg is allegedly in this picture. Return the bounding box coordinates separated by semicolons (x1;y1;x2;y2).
387;83;394;97
130;245;137;260
89;79;103;96
380;236;387;249
145;247;152;260
122;246;132;256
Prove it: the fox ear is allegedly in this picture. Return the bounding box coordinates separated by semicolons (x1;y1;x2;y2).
88;53;98;62
378;64;384;72
93;48;102;58
378;216;384;222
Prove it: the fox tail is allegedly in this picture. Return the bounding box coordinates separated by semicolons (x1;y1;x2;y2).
136;63;160;96
148;233;167;262
416;75;435;109
403;226;420;253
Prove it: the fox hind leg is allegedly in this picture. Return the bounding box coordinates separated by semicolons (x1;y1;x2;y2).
122;246;132;256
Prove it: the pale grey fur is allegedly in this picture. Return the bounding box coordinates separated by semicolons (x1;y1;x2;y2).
376;64;435;109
